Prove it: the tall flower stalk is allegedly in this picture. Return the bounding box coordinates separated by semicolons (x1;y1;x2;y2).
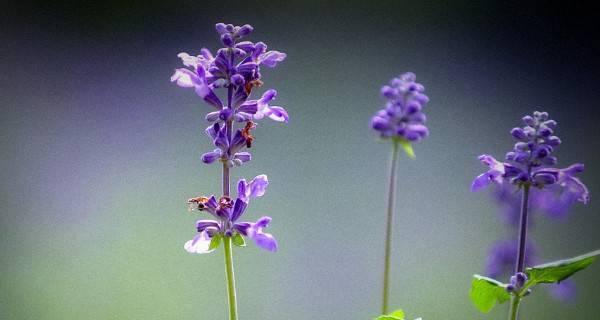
469;111;598;319
171;22;288;320
370;73;430;316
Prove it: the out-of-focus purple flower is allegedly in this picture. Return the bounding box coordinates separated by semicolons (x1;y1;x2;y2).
490;181;585;225
184;175;277;253
548;279;577;302
486;239;537;279
370;72;429;142
472;111;589;206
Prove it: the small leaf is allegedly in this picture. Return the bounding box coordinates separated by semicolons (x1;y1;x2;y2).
525;249;600;287
374;309;405;320
232;233;246;247
469;275;511;313
389;310;405;318
209;234;222;251
397;139;416;159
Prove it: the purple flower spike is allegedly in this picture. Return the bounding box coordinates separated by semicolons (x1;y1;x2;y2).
172;22;288;130
472;111;589;206
370;72;429;142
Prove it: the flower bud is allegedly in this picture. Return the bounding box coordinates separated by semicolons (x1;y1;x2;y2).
221;33;234;47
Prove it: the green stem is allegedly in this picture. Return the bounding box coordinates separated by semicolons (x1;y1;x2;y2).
508;295;521;320
382;140;400;315
223;236;238;320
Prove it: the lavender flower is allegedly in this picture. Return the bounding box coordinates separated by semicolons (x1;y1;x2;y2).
184;175;277;253
470;111;593;318
172;23;288;320
472;111;589;204
371;72;429;142
373;73;430;315
200;122;253;167
171;22;289;168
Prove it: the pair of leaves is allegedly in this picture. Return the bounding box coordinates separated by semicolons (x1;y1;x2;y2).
208;233;247;251
470;249;600;313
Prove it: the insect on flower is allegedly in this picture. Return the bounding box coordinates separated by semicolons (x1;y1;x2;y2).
241;121;256;148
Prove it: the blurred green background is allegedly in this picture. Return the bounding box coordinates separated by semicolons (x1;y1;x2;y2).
2;1;600;319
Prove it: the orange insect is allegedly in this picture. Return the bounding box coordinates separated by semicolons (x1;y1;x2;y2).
187;196;209;211
244;79;263;95
241;121;256;148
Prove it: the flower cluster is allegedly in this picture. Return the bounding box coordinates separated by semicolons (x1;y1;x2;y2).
173;23;287;255
171;22;289;168
370;72;429;142
472;111;589;204
184;175;277;253
506;272;530;295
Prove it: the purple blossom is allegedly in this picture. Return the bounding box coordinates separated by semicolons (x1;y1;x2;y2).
472;111;589;205
184;175;277;253
200;123;252;167
171;23;288;125
171;23;290;167
370;72;429;142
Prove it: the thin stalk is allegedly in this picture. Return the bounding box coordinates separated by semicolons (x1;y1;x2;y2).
223;236;238;320
382;139;400;315
508;295;522;320
508;184;530;320
222;51;238;319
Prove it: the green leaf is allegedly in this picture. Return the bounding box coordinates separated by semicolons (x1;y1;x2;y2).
397;139;416;159
209;234;222;251
469;275;511;313
525;249;600;287
374;309;404;320
232;233;246;247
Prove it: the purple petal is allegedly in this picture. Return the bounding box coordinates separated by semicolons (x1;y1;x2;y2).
230;198;248;222
171;68;200;88
232;87;248;108
264;106;289;123
214;127;229;150
238;102;258;114
259;51;286;67
248;175;268;198
252;231;278;252
255;216;271;228
234;152;251;163
230;130;246;153
201;150;222;164
205;111;220;122
237;179;247;200
233;222;251;236
236;62;258;78
259;89;277;104
196;220;219;232
177;52;200;68
471;172;493;192
205;123;220;140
